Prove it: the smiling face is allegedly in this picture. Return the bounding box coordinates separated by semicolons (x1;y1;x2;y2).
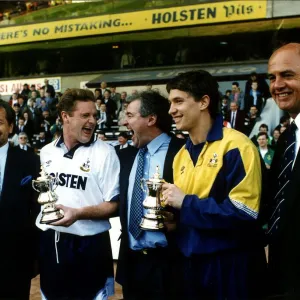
124;99;151;148
168;89;202;132
62;100;97;147
268;47;300;118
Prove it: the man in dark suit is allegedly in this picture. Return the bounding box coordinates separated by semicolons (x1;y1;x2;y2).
225;102;245;133
42;79;55;98
103;89;117;121
0;100;39;300
16;132;35;153
267;43;300;298
116;90;185;300
114;132;133;156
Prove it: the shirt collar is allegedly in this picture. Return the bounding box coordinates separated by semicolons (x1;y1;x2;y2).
146;132;170;156
55;134;97;159
292;114;300;130
185;114;223;148
0;142;9;159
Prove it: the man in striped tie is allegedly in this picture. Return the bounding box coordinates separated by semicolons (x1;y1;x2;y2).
267;42;300;298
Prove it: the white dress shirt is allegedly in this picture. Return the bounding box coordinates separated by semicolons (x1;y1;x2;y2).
0;142;9;192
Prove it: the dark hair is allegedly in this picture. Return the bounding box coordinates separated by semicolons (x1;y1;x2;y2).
95;88;101;93
222;95;229;101
127;90;172;133
19;117;25;121
225;89;231;94
118;132;128;139
31;84;36;88
166;70;220;119
259;123;269;131
104;89;111;94
232;81;239;87
13;103;20;107
280;115;289;123
18;95;24;100
257;132;268;139
57;88;95;123
0;100;15;127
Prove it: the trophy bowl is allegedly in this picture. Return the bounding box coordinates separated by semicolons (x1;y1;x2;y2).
140;166;165;231
32;168;64;224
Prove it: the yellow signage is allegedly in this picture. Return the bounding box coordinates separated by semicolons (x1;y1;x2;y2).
0;1;267;46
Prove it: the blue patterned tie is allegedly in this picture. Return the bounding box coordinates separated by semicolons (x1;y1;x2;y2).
268;121;297;237
129;147;147;239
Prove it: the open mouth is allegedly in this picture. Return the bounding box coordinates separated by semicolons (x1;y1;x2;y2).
82;127;93;135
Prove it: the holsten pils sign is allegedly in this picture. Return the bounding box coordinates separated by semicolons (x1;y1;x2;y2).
0;1;267;45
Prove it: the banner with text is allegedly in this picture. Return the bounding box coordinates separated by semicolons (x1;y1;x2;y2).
0;1;267;46
0;77;61;95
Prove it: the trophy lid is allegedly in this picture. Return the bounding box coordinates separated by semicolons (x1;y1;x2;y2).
36;166;51;181
148;166;163;184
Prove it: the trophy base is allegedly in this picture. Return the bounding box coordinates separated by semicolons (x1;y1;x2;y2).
140;216;164;231
40;209;64;224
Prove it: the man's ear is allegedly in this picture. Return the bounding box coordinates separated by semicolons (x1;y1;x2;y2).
148;114;157;127
9;123;13;134
61;111;69;124
199;95;210;111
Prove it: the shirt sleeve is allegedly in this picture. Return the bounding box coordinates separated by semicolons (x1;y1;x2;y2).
180;145;261;229
99;147;120;202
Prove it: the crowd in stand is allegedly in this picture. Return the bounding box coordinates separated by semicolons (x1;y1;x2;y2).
7;72;288;173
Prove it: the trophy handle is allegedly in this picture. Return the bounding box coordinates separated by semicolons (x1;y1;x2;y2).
32;180;40;192
140;178;147;193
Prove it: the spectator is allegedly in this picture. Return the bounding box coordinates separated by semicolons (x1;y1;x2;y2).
244;72;271;99
28;84;41;99
221;95;229;117
22;111;34;140
97;131;107;141
117;91;127;117
230;81;245;110
13;103;21;126
42;79;55;98
18;95;27;115
114;132;132;155
16;132;34;152
257;132;274;169
110;85;121;106
100;81;107;97
103;89;117;123
94;88;102;100
16;117;25;134
35;131;48;149
270;129;281;150
244;81;264;115
275;115;290;131
244;106;260;136
21;83;30;100
97;103;107;130
120;49;136;69
251;123;272;146
118;102;128;132
225;102;245;133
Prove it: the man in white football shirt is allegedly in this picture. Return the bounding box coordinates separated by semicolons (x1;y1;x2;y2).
36;88;120;300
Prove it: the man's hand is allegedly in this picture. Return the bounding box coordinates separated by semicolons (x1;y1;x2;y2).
50;204;79;227
162;183;185;210
161;211;176;232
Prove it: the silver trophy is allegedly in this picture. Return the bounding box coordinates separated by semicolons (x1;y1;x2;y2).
140;166;165;231
32;167;64;224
